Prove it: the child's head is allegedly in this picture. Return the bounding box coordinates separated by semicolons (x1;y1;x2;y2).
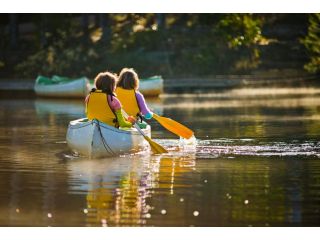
117;68;139;90
94;71;117;93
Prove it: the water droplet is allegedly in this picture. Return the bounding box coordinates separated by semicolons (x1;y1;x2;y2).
47;213;52;218
16;208;20;213
83;209;88;214
161;209;166;215
193;211;199;216
145;213;151;218
180;198;184;202
244;200;249;205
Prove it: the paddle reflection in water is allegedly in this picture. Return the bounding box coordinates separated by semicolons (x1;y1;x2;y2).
67;151;196;226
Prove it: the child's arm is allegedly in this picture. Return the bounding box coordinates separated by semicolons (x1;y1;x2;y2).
85;94;90;115
135;92;153;119
114;109;133;128
85;94;90;104
108;96;133;128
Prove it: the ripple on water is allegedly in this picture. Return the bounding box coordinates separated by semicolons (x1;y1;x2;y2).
196;139;320;159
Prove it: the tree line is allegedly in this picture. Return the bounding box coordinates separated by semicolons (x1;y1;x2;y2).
0;14;319;79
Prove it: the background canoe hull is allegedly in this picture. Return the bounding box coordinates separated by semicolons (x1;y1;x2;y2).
34;78;90;98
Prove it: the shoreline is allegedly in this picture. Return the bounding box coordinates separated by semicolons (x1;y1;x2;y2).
0;74;319;95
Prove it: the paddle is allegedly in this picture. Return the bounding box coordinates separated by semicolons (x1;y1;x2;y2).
122;111;168;154
152;113;194;139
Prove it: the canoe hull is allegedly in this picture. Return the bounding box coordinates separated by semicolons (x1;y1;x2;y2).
138;76;163;97
66;118;151;158
34;77;90;98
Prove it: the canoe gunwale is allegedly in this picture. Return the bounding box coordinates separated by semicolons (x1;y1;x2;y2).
68;118;150;136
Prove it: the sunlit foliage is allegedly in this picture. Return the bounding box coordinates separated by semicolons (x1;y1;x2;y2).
6;14;309;78
301;14;320;74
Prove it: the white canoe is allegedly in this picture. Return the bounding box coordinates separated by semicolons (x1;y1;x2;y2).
34;75;90;98
137;76;163;97
66;118;151;158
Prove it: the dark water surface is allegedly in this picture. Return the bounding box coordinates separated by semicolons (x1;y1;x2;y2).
0;87;320;226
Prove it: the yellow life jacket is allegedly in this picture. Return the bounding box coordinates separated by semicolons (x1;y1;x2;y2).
86;90;117;127
115;87;141;117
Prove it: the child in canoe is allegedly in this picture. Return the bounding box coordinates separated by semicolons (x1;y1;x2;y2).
85;71;135;128
115;68;153;128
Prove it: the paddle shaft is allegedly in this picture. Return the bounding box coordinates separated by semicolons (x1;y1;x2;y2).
122;111;168;154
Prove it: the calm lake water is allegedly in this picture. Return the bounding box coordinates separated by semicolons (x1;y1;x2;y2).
0;86;320;226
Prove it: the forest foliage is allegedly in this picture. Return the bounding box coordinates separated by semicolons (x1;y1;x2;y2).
0;14;318;78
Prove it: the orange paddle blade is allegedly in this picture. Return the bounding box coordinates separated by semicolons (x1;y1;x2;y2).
153;114;194;139
144;135;168;154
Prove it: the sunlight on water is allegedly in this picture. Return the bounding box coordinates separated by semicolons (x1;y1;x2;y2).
162;87;320;110
164;87;320;98
1;86;320;226
196;139;320;158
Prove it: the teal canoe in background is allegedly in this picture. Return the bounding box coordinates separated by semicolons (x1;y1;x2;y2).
34;75;90;98
34;75;163;98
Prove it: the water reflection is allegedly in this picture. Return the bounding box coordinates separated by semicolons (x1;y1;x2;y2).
159;87;320;139
67;153;196;226
34;97;164;119
1;86;320;226
35;99;85;118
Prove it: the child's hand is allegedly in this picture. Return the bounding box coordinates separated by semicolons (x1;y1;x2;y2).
127;116;136;124
144;112;153;120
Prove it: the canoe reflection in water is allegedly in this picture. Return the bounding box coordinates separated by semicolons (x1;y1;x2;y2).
68;153;196;226
34;97;164;118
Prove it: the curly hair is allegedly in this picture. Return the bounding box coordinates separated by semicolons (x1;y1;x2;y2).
94;71;117;94
117;68;139;90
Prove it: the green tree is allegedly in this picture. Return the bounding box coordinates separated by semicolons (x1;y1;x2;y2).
301;13;320;74
14;14;266;78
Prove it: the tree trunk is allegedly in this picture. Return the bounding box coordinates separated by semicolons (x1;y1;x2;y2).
99;14;111;44
156;14;166;30
82;14;89;44
9;14;18;49
40;14;48;48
